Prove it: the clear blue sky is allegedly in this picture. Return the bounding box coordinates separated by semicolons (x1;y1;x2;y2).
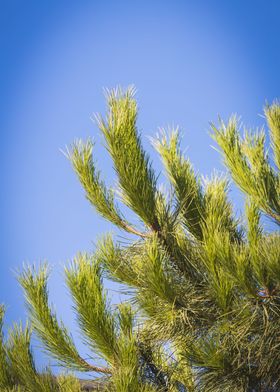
1;0;279;372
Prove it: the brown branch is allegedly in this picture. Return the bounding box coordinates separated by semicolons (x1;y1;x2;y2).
265;208;280;225
121;221;152;238
80;358;111;374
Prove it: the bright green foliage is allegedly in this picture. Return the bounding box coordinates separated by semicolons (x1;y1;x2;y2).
18;265;96;372
66;139;125;229
212;114;280;224
0;305;12;389
65;254;118;364
56;374;82;392
153;130;204;239
0;307;80;391
96;87;160;231
2;88;280;391
265;101;280;170
6;322;57;391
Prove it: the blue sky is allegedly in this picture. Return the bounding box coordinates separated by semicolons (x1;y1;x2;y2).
1;0;280;372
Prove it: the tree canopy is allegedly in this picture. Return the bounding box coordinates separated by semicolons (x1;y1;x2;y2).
1;88;280;391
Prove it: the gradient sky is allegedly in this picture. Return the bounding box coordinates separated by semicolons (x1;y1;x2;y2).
1;0;280;372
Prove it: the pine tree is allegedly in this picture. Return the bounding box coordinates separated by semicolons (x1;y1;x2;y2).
1;88;280;391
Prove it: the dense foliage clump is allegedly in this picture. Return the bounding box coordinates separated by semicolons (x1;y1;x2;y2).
1;88;280;391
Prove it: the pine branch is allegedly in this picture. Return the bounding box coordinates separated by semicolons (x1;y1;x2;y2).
245;199;262;247
211;117;280;224
153;129;204;240
96;234;141;287
265;101;280;170
6;322;57;392
111;304;141;392
139;235;179;304
56;374;82;392
65;254;118;365
202;174;243;242
18;265;110;374
6;88;280;391
0;305;12;389
65;140;148;238
95;87;160;231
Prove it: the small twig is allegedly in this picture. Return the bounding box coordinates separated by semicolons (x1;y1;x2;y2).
80;358;111;374
122;221;151;238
